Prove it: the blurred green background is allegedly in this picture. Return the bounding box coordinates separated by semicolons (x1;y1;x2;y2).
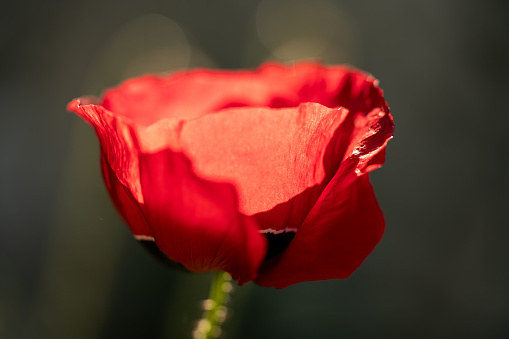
1;0;508;338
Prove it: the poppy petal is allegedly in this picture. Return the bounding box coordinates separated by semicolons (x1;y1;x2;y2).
138;150;266;284
99;63;361;126
255;110;393;288
135;103;349;233
255;175;384;288
100;152;152;238
67;98;151;237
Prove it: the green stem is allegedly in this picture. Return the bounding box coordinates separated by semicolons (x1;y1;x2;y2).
193;271;233;339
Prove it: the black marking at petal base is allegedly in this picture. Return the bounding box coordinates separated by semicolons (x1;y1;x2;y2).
264;232;296;260
139;240;190;272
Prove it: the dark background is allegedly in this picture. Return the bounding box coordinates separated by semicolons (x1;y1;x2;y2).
1;0;508;338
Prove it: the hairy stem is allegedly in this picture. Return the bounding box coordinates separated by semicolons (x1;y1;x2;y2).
192;271;233;339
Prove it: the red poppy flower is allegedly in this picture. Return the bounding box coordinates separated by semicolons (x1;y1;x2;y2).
67;62;393;288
